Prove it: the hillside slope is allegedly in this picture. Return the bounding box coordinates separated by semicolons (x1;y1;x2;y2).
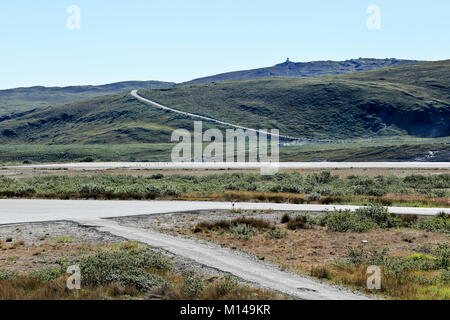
139;60;450;139
0;80;175;116
0;93;226;144
0;60;448;144
185;58;419;84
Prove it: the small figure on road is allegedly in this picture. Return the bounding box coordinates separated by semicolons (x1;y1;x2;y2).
232;202;235;211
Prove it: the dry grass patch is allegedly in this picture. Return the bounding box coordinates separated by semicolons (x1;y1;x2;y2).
194;217;272;233
0;276;140;300
155;272;284;300
320;261;449;300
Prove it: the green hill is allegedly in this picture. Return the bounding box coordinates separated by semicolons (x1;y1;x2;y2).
0;80;174;116
140;60;450;139
0;93;226;144
0;60;449;145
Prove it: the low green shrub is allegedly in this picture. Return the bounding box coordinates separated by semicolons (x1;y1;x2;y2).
346;245;389;265
432;243;449;269
321;210;377;233
383;255;438;277
217;275;238;295
440;269;450;283
268;229;287;239
231;224;260;237
0;270;17;280
355;204;401;228
320;204;407;233
415;214;450;234
184;274;204;297
79;250;171;292
27;267;62;282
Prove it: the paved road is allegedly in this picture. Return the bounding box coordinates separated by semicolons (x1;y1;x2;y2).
6;161;450;170
0;199;447;225
1;199;447;300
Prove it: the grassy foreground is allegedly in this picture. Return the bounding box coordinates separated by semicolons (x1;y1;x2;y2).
0;239;281;300
186;206;450;299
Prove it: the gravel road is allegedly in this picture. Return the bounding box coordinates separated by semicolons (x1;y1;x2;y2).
78;218;369;300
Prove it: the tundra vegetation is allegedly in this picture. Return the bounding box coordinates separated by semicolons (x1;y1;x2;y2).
189;206;449;299
326;242;450;300
0;240;282;300
0;172;448;207
0;138;447;164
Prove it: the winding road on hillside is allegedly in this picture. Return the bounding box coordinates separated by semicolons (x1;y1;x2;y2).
130;90;336;143
1;199;449;299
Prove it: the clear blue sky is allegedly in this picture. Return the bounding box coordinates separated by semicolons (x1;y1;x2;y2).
1;0;449;89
